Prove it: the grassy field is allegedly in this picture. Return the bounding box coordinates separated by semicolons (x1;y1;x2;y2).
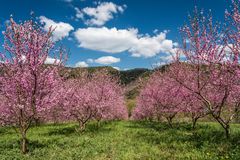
0;121;240;160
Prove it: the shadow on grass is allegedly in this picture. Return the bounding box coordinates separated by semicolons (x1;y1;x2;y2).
128;120;240;149
0;139;47;152
47;127;76;136
125;120;189;132
86;122;112;133
127;120;213;131
0;126;19;135
28;140;47;150
45;121;113;136
130;121;240;141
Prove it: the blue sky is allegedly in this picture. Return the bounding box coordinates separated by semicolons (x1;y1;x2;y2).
0;0;229;70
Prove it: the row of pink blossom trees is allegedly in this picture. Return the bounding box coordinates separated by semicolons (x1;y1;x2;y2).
0;18;127;154
132;71;206;129
54;70;128;131
133;1;240;138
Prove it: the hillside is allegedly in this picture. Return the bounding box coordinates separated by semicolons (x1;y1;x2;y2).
60;66;151;85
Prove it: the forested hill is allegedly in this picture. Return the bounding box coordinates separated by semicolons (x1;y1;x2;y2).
60;66;152;85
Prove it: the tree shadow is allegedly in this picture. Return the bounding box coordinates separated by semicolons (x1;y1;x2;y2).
132;128;240;159
86;122;112;133
0;126;18;135
127;120;213;132
46;126;76;136
0;139;47;152
128;120;240;149
0;127;8;134
45;121;113;136
28;140;48;150
0;139;19;150
126;120;188;132
126;120;168;130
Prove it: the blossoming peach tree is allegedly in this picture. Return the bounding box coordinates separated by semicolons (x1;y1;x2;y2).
132;71;187;127
0;18;65;153
168;3;240;138
62;69;128;131
133;1;239;137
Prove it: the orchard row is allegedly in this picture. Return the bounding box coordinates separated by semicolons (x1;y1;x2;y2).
0;0;239;154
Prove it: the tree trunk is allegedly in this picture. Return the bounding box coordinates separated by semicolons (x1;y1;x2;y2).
166;117;173;128
234;105;240;123
80;124;85;131
33;117;40;126
157;115;162;122
76;121;86;132
97;120;101;128
224;124;230;139
21;131;28;154
148;117;153;122
214;116;230;139
192;117;199;129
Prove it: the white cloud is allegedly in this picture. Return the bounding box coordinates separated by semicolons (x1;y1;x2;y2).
39;16;74;42
129;33;174;57
11;55;60;65
87;58;94;63
151;54;174;68
159;55;173;62
74;27;136;53
45;57;60;64
152;61;168;67
74;7;84;19
113;66;120;70
75;61;89;67
74;27;176;58
74;56;120;68
75;2;126;26
173;42;179;47
94;56;120;65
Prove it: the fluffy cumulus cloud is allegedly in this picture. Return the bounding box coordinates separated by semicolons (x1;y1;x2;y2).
74;27;136;53
75;61;89;67
74;27;176;58
129;32;174;57
39;16;74;42
75;2;126;26
75;56;120;67
94;56;120;65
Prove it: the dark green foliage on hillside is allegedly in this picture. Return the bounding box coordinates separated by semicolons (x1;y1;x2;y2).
59;66;152;85
125;87;139;100
59;66;119;79
119;68;151;85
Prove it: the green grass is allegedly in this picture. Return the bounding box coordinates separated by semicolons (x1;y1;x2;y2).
1;121;240;160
